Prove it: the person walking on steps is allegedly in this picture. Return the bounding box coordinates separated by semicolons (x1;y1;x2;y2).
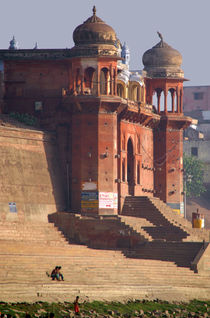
74;296;80;315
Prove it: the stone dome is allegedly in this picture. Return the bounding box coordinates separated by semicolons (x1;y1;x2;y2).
142;33;184;79
73;6;117;46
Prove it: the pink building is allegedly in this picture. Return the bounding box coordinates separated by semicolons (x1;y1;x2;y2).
183;85;210;112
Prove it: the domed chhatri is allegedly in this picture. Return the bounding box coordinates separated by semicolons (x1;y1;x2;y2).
72;6;118;56
142;32;184;79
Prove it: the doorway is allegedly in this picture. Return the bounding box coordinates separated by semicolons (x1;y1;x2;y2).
127;138;134;195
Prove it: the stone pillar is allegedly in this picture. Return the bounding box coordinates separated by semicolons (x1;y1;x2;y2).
110;66;113;95
176;88;179;113
172;90;175;113
114;67;117;95
97;67;100;96
73;68;76;92
81;68;84;95
164;89;167;113
180;89;183;113
157;91;161;113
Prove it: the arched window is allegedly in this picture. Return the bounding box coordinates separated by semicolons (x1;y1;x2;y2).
84;67;96;94
122;158;125;182
137;135;140;154
155;88;164;112
76;68;81;93
137;161;140;185
100;67;110;95
141;86;144;102
131;85;139;101
117;83;125;98
167;89;173;112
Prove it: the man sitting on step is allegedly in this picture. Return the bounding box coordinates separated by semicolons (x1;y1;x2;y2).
50;266;64;281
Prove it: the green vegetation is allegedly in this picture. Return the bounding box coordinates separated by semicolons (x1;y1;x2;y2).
0;300;209;317
183;155;206;197
9;112;38;127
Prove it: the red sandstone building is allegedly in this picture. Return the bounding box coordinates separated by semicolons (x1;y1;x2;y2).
0;7;191;216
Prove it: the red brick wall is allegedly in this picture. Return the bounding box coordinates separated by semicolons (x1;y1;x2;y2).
154;121;184;211
119;121;154;211
4;60;71;116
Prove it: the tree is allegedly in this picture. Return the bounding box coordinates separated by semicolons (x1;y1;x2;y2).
183;155;206;197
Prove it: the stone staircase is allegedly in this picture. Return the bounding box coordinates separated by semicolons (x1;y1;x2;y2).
121;196;210;242
117;215;154;241
0;212;209;303
0;228;210;303
0;221;68;246
50;212;209;270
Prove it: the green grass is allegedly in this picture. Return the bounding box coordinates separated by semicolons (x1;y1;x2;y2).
0;300;209;317
9;112;38;127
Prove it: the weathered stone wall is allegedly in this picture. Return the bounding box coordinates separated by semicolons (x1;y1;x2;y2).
0;126;66;222
49;212;143;249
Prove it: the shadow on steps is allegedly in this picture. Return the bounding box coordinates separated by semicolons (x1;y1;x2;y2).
48;211;203;269
123;241;202;268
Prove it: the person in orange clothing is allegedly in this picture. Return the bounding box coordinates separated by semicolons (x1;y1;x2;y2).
74;296;80;315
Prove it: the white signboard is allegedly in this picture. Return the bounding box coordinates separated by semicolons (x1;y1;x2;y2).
82;181;97;191
99;192;118;209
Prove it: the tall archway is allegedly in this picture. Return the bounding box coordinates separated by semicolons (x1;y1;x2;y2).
76;68;81;93
84;67;95;94
127;138;134;195
100;67;109;95
167;89;172;112
117;83;125;98
131;85;139;101
155;88;164;113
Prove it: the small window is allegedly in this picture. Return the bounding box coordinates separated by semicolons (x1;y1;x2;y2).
137;161;140;184
191;147;198;156
35;101;43;111
137;135;140;154
122;158;125;182
194;92;204;100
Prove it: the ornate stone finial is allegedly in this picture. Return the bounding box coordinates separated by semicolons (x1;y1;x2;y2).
9;36;18;50
93;6;96;15
157;31;163;42
33;42;38;49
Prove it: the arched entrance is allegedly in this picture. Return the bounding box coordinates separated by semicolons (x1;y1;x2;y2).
127;138;134;195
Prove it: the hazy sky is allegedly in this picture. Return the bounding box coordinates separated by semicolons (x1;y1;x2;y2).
0;0;209;86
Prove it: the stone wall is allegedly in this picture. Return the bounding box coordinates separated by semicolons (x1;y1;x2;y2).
0;125;66;222
49;212;143;249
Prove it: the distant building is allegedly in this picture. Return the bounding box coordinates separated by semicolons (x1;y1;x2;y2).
184;126;210;185
183;86;210;139
183;85;210;113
